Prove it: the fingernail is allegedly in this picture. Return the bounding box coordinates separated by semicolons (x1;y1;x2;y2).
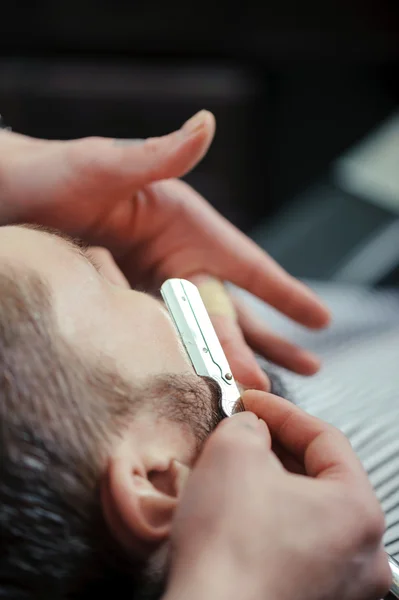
181;110;209;137
231;411;263;434
299;350;322;374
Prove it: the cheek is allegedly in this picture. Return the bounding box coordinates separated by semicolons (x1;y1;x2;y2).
108;297;192;378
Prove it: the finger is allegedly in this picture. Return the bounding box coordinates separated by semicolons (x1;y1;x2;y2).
243;390;368;484
219;410;268;436
171;412;273;552
193;274;319;378
272;442;306;475
153;181;331;329
355;547;393;600
209;314;271;390
232;295;321;375
70;110;215;188
192;275;238;321
202;411;272;462
87;247;131;288
190;275;269;390
222;241;331;329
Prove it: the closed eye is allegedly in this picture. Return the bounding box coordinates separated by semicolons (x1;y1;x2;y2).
79;248;103;274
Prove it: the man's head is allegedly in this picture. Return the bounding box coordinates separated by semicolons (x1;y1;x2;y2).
0;225;288;599
0;225;225;599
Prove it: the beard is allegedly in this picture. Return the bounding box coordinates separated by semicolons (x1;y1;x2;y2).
120;366;290;600
81;372;223;600
145;373;225;450
89;365;289;600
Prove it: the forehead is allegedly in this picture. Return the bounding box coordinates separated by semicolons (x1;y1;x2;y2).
0;224;100;287
0;224;196;378
0;225;82;267
0;223;106;323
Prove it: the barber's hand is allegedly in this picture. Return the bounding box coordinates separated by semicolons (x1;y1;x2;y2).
0;113;330;388
165;392;391;600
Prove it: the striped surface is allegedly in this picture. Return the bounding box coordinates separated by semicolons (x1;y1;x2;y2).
234;282;399;560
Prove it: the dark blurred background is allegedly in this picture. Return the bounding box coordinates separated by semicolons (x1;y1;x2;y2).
2;0;399;284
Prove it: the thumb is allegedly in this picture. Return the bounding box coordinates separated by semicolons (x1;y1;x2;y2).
71;110;215;187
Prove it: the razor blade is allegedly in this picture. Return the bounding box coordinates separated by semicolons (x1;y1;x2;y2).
160;278;240;417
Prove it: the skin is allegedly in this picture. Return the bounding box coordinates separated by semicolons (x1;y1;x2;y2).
0;114;385;598
0;225;194;385
0;226;391;599
0;224;215;553
0;111;331;390
165;392;392;600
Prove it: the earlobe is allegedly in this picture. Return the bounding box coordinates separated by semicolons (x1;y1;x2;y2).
101;455;189;555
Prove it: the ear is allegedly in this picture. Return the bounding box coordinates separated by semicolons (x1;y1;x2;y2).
102;453;190;555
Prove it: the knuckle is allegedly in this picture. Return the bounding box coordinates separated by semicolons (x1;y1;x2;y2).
364;505;386;544
323;423;355;455
83;135;103;143
79;136;107;157
209;420;264;456
325;422;350;444
68;136;112;173
377;566;393;598
165;177;190;193
349;494;386;546
369;550;393;599
142;137;162;157
79;135;104;149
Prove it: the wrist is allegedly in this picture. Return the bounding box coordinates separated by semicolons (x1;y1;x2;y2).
162;554;266;600
163;580;233;600
162;555;235;600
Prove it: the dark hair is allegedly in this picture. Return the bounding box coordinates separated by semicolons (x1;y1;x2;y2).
0;269;143;599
